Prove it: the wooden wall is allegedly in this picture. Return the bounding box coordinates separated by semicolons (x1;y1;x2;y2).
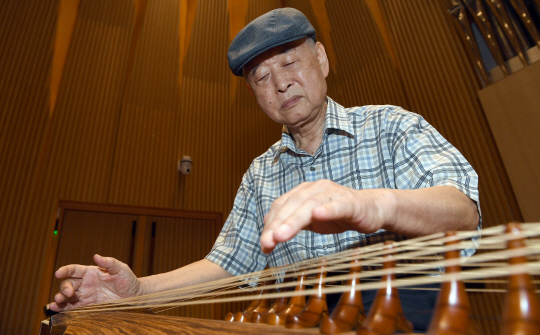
0;1;522;334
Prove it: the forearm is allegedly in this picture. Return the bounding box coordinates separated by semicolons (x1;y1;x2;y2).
138;259;233;295
381;186;479;237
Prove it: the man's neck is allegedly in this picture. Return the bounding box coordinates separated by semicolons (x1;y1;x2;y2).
288;100;327;155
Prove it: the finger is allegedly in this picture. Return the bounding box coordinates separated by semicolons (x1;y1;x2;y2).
59;278;82;298
263;183;324;232
47;302;61;312
273;194;332;241
261;198;302;254
48;301;69;312
261;181;333;253
261;193;329;253
54;289;81;305
49;300;81;312
311;198;353;222
94;254;125;275
312;197;381;234
53;291;67;305
264;182;313;225
57;289;82;304
260;231;276;254
263;198;303;237
56;264;87;279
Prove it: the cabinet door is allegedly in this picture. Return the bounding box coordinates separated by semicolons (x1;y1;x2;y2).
48;210;139;304
144;216;216;319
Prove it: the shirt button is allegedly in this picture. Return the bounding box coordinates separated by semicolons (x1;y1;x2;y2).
322;245;327;250
310;166;315;171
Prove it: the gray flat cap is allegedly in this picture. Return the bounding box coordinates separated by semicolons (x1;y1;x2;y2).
227;8;316;76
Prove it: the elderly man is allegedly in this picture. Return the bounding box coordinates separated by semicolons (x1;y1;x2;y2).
49;8;480;331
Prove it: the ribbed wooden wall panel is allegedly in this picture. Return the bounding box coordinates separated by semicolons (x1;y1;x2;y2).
0;1;60;334
42;0;132;203
178;0;282;219
314;0;409;108
0;1;526;334
110;0;181;208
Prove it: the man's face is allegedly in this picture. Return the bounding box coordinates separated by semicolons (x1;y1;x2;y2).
243;39;329;130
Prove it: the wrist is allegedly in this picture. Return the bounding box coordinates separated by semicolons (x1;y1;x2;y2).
136;277;147;296
377;188;398;232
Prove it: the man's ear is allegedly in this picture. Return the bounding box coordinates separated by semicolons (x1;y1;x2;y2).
246;81;254;97
315;42;329;78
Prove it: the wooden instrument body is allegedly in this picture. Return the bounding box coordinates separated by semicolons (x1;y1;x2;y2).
40;223;540;335
41;311;325;334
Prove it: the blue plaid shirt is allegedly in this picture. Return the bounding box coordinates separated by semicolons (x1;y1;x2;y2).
206;97;480;276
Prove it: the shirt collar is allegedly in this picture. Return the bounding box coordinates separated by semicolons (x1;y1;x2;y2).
273;97;355;161
324;97;355;136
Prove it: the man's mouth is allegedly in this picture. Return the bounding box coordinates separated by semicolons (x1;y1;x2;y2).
282;96;301;109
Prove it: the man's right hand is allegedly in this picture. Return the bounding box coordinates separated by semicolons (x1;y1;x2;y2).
48;254;142;312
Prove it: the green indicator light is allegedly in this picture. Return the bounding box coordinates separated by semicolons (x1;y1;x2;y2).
54;230;58;235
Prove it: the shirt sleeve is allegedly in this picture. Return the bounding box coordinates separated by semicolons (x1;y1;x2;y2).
205;168;268;276
385;106;482;256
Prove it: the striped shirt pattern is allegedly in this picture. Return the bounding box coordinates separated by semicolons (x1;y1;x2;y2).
206;97;481;276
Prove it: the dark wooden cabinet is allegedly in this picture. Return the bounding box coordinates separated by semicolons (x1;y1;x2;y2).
41;202;222;320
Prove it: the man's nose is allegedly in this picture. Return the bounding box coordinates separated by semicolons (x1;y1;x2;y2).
274;72;292;93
